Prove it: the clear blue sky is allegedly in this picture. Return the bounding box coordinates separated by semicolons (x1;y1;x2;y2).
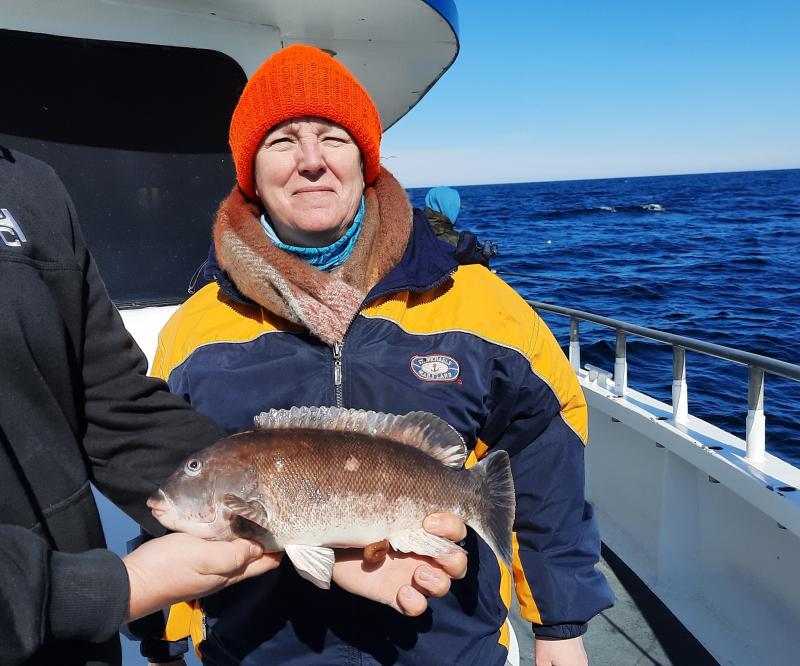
383;0;800;187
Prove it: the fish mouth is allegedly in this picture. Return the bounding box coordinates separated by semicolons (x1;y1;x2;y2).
147;488;220;526
147;489;172;518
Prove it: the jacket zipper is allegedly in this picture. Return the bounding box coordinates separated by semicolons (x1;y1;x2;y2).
328;265;457;410
332;340;344;408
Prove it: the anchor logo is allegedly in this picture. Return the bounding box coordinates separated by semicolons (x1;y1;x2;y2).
409;354;460;382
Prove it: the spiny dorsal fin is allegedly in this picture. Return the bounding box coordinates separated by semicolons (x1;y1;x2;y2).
253;406;467;468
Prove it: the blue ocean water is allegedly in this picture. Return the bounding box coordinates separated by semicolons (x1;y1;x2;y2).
410;169;800;466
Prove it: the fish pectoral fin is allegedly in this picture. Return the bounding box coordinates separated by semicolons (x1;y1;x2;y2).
285;544;335;590
389;529;466;558
230;516;280;552
222;494;271;530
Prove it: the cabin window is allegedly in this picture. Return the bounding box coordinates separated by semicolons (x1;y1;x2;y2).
0;29;247;306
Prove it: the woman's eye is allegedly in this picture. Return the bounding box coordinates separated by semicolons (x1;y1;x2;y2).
322;135;347;144
267;137;292;147
184;459;203;476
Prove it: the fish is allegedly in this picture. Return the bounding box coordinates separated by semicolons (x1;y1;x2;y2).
147;406;515;589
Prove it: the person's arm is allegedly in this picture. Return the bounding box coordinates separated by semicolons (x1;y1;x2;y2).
141;514;469;663
483;313;613;664
0;525;129;665
123;533;280;622
533;635;589;666
55;181;224;534
0;524;278;665
141;517;469;666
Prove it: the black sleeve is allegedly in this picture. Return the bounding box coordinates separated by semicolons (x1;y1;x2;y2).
0;525;129;665
63;188;224;536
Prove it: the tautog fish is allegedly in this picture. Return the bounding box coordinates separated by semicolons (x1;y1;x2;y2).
148;406;515;589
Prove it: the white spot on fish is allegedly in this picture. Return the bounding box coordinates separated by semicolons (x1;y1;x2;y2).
344;456;360;472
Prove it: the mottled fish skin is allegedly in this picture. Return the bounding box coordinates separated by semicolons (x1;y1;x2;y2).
231;429;476;547
149;408;515;587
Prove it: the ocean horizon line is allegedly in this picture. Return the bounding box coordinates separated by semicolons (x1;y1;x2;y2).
406;166;800;192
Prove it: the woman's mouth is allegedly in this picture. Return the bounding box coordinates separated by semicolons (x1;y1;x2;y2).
294;187;335;195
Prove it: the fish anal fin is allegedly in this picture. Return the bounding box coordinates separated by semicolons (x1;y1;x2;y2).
253;407;467;468
389;529;466;558
285;544;335;589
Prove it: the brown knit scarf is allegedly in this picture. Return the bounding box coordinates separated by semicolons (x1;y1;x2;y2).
214;167;412;345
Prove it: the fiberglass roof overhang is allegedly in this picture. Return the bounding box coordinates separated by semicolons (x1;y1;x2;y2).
2;0;460;131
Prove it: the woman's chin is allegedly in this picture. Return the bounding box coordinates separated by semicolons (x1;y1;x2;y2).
271;207;354;246
290;223;349;247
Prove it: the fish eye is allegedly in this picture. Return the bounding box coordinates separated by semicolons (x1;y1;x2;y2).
184;459;203;477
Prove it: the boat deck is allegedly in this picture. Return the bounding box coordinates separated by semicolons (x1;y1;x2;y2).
510;545;720;665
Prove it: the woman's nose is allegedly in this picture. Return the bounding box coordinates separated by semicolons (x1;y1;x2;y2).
297;140;325;176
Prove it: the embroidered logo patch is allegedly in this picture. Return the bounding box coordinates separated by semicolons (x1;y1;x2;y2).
410;355;460;382
0;208;27;248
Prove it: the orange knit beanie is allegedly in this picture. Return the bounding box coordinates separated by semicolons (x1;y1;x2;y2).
229;44;383;200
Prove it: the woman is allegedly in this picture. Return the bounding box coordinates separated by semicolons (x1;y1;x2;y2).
153;45;612;666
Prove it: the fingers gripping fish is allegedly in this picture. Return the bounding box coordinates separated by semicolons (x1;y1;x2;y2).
148;406;515;590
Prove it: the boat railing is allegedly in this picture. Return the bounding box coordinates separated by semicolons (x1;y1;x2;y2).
528;300;800;464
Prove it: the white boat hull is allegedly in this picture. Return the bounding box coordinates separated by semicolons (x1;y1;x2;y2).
583;373;800;665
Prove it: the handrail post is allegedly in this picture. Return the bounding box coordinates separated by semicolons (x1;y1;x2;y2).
672;346;688;426
569;318;581;372
614;329;627;396
746;366;765;463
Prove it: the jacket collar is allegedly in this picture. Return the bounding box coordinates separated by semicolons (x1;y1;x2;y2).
366;208;458;302
205;206;458;309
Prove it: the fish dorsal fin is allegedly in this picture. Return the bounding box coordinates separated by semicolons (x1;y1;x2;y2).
253;406;467;468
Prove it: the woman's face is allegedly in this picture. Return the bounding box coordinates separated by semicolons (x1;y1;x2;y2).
253;117;365;248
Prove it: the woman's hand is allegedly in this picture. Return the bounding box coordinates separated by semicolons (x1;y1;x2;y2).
331;513;468;616
534;636;588;666
124;533;282;621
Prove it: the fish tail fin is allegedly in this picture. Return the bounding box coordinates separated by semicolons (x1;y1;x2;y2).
470;450;515;565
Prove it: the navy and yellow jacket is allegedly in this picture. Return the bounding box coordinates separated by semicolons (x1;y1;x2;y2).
153;211;613;665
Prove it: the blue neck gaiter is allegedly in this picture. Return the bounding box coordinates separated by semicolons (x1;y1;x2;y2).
260;197;365;271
